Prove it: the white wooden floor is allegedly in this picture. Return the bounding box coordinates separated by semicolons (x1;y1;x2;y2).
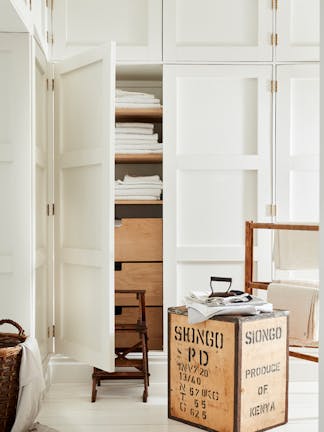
36;380;318;432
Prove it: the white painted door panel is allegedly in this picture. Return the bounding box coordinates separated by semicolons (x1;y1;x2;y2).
276;65;319;223
163;65;273;317
0;34;33;333
34;40;52;359
52;0;162;62
54;44;115;371
163;0;273;62
275;0;319;61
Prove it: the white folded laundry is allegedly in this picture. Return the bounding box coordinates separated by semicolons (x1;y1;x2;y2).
115;140;162;150
123;174;162;184
267;281;319;345
115;122;154;129
115;149;163;154
116;97;160;104
115;182;162;190
116;133;159;141
115;127;153;135
116;89;155;99
114;189;161;197
115;195;160;200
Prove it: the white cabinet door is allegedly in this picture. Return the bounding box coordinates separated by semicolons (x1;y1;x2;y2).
52;0;162;62
163;65;273;316
0;34;33;333
54;44;116;371
275;0;319;61
163;0;273;62
275;65;319;223
33;40;53;359
31;0;48;51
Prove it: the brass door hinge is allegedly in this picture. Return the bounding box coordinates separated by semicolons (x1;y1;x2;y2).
29;0;32;10
52;79;55;91
272;0;278;10
266;204;277;217
52;324;56;337
271;80;278;93
46;31;54;45
47;203;55;215
271;33;278;46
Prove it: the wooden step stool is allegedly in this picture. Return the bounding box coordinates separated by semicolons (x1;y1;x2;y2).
91;289;150;402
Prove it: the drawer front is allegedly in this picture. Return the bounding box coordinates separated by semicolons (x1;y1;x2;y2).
115;218;162;261
115;306;163;351
115;263;163;306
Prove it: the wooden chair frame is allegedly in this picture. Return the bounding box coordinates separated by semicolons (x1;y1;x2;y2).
245;221;319;363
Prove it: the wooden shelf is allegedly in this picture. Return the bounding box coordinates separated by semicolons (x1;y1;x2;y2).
115;153;162;164
115;107;163;122
115;200;163;205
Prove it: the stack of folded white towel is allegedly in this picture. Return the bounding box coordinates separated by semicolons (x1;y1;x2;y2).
115;174;163;200
115;122;162;154
116;89;161;109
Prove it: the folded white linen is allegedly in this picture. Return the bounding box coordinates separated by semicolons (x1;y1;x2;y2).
123;174;162;184
115;127;153;135
115;149;163;154
116;133;158;141
115;122;154;129
185;296;273;324
115;195;160;200
273;229;319;270
11;337;46;432
115;182;162;190
115;140;162;149
116;97;160;104
116;103;161;108
267;281;319;345
116;89;155;98
115;189;161;197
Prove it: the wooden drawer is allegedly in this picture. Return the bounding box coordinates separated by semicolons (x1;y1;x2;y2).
115;263;162;306
115;218;162;261
115;306;163;351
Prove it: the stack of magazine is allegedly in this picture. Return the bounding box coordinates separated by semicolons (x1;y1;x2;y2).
185;291;273;324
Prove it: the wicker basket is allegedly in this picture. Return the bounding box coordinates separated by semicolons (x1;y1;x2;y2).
0;319;26;432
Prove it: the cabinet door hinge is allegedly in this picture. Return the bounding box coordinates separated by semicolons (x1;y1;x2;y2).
271;33;278;46
271;80;278;93
52;79;55;91
46;31;54;45
47;203;55;215
52;324;56;337
272;0;278;10
29;0;32;10
266;204;277;217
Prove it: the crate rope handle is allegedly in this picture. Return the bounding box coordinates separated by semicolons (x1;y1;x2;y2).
0;319;25;336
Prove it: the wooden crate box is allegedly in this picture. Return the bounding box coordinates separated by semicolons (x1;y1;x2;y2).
168;307;288;432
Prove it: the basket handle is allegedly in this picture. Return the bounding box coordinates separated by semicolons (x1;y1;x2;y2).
0;319;25;336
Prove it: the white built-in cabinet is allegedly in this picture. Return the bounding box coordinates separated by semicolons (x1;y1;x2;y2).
163;0;273;62
275;64;319;222
0;0;319;370
163;65;273;301
52;0;162;62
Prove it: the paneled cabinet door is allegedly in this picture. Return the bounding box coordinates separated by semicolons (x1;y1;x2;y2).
31;0;48;51
52;0;162;62
163;0;273;62
34;40;52;360
275;65;319;223
54;44;116;372
163;65;273;314
275;0;319;61
0;34;33;332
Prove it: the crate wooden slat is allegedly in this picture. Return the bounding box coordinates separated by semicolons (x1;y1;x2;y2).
168;307;288;432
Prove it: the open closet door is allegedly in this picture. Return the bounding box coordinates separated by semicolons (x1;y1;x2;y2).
54;43;116;371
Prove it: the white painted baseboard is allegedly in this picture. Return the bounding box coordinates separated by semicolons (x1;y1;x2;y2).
48;352;318;385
